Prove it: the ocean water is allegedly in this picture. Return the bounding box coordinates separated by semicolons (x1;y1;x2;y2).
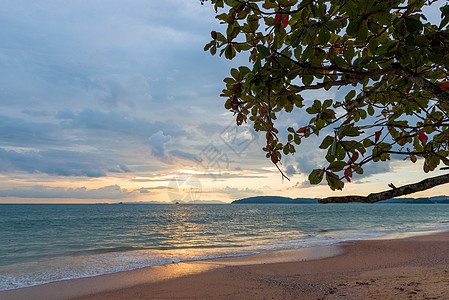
1;203;449;290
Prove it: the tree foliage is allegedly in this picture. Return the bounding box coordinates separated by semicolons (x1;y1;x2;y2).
204;0;449;192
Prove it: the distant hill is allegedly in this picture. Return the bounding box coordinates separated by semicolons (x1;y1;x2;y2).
232;196;318;204
379;196;449;204
232;195;449;204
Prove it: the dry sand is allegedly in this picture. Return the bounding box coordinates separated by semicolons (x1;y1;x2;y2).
2;231;449;299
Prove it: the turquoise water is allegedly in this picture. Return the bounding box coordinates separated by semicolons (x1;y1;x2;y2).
1;203;449;290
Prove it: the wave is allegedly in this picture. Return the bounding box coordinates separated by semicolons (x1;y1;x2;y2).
70;246;147;256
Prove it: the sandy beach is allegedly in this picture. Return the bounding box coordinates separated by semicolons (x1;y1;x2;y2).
2;231;449;300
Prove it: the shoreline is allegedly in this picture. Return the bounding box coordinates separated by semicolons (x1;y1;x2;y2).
2;230;449;299
0;245;344;300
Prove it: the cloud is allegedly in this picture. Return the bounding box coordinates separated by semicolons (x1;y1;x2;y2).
0;115;61;148
0;148;129;177
0;185;133;199
287;181;310;189
137;186;170;194
169;150;199;162
90;73;152;108
285;164;297;176
57;109;183;138
356;161;392;178
211;186;260;200
145;131;199;164
108;164;132;173
295;151;324;174
145;131;172;163
21;109;51;117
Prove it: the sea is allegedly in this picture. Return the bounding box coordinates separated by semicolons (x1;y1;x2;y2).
2;203;449;291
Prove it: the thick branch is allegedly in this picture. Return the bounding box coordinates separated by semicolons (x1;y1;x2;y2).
276;68;390;97
319;173;449;204
277;78;361;97
392;64;449;107
275;63;449;107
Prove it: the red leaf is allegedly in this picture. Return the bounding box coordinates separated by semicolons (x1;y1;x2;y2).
437;82;449;90
375;130;382;143
351;151;359;163
282;15;289;28
296;126;307;134
274;13;281;25
419;132;428;143
344;167;352;182
211;30;217;40
274;13;289;28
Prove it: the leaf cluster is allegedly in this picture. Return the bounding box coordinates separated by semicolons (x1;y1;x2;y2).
205;0;449;190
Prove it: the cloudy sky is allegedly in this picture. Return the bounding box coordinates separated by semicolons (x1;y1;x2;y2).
0;0;447;203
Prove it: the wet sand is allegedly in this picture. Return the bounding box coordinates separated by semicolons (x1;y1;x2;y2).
2;231;449;299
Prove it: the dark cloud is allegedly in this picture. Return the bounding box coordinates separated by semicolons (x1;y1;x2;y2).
145;131;199;164
169;150;199;162
295;152;323;174
21;109;51;117
356;161;392;178
286;165;297;176
90;73;152;108
57;109;183;138
0;148;131;177
108;164;132;173
145;131;172;163
0;184;133;199
0;115;61;147
138;186;170;193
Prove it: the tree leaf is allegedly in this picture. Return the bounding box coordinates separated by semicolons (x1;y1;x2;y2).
309;168;325;184
419;132;428;143
256;44;270;58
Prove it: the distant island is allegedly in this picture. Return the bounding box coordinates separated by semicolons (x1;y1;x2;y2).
232;196;319;204
232;195;449;204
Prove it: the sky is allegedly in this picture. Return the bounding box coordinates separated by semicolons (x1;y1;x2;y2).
0;0;447;203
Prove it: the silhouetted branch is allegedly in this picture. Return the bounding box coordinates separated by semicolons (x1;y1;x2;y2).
319;173;449;204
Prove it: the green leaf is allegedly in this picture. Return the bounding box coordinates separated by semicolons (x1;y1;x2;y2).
318;28;331;44
294;134;301;145
319;135;334;149
369;37;379;54
340;125;360;137
357;20;369;42
440;5;449;29
328;161;347;172
230;68;239;80
405;18;423;34
325;171;344;191
363;138;374;148
256;44;270;58
309;168;325;184
345;90;356;101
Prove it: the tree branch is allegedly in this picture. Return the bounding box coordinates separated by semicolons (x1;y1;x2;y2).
319;173;449;204
392;64;449;107
275;63;449;108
